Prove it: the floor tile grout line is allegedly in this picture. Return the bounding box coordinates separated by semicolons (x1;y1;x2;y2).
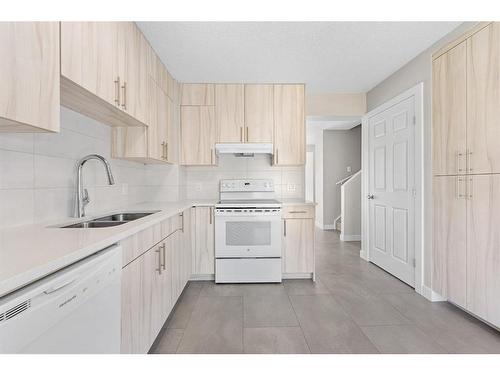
286;292;312;354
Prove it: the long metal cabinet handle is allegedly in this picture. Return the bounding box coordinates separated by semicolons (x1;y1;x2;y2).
455;177;465;200
283;219;286;236
165;142;168;160
456;151;464;173
467;150;473;173
289;210;307;214
210;149;214;165
275;149;279;165
209;207;212;224
121;81;127;110
468;177;473;200
162;243;166;271
246;127;249;142
156;247;162;274
240;127;243;142
180;212;184;232
114;77;120;106
161;141;166;159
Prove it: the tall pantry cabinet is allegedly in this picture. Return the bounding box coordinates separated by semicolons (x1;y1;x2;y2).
432;22;500;328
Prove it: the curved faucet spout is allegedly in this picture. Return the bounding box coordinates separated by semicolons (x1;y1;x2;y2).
76;154;116;218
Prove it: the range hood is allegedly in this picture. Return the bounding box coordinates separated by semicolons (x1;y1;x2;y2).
215;143;274;157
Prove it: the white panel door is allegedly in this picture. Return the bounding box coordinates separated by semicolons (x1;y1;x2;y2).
368;95;415;286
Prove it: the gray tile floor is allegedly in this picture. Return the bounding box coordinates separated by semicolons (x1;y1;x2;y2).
151;230;500;354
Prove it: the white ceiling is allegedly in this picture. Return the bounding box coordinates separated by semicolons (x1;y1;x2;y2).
137;22;461;93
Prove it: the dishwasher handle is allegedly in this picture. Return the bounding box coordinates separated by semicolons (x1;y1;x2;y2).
43;277;79;295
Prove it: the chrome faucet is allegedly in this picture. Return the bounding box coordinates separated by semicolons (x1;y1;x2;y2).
76;154;115;218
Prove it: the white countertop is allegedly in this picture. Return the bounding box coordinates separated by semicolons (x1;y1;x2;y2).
0;198;314;298
0;200;216;298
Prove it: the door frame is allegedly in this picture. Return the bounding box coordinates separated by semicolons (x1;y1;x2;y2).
361;82;424;295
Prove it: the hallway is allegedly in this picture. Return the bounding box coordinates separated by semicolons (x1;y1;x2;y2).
152;230;500;354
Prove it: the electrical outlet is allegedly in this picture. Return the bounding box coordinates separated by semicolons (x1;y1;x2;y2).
347;166;351;173
287;184;297;192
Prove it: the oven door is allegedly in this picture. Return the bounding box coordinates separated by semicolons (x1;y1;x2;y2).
215;209;282;258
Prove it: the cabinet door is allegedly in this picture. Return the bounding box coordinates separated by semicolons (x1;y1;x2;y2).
117;22;149;125
467;175;500;327
180;106;216;165
0;22;59;132
282;219;314;274
432;176;467;307
244;84;274;143
181;84;215;105
193;207;215;275
273;84;305;165
61;22;119;107
121;250;154;354
467;23;500;174
432;41;467;176
216;84;245;143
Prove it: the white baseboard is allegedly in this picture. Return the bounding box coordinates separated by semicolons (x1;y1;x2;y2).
341;234;361;241
421;285;446;302
282;273;313;280
189;274;214;281
359;249;368;261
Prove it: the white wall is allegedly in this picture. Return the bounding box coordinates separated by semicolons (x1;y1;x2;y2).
0;107;181;228
323;126;361;227
366;22;476;288
182;154;304;200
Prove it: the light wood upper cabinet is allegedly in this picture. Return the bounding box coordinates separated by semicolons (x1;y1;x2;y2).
273;84;305;165
0;22;60;132
467;23;500;175
181;84;215;105
216;84;245;143
432;41;467;176
180;106;216;165
432;176;467;307
117;22;149;126
61;22;119;107
466;174;500;327
244;84;274;143
192;207;215;275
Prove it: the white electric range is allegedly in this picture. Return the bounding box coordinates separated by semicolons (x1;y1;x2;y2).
214;179;282;283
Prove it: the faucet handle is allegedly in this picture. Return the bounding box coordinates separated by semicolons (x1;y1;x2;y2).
82;188;90;204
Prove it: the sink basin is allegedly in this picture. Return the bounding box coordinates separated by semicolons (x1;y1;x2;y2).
57;211;159;228
61;221;127;229
94;212;158;222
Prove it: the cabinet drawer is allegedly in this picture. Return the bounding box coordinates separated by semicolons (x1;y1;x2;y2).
121;223;162;267
282;205;315;219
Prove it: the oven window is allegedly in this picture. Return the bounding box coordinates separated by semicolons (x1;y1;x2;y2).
226;221;271;246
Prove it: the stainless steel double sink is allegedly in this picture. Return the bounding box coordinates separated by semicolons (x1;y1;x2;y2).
60;211;159;228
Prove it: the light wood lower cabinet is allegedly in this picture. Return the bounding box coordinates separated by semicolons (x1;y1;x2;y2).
120;209;192;354
466;175;500;327
192;206;215;276
0;22;60;132
282;205;315;276
432;176;467;308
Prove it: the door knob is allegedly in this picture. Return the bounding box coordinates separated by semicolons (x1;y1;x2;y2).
367;194;374;200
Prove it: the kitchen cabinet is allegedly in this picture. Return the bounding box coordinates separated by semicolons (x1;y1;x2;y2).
466;175;500;327
244;84;274;143
432;41;467;176
192;206;215;276
282;205;315;276
273;84;305;166
216;84;245;143
180;106;216;165
432;176;467;308
60;22;149;128
181;83;215;105
112;77;177;164
0;22;60;132
466;23;500;175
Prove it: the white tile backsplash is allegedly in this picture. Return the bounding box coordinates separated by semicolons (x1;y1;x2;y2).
0;107;304;228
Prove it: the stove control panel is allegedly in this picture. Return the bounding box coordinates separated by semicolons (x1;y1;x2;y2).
220;179;274;192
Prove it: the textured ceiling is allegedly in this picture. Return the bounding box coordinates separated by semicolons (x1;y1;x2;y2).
138;22;461;93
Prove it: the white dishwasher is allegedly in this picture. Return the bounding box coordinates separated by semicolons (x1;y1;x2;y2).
0;244;122;354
